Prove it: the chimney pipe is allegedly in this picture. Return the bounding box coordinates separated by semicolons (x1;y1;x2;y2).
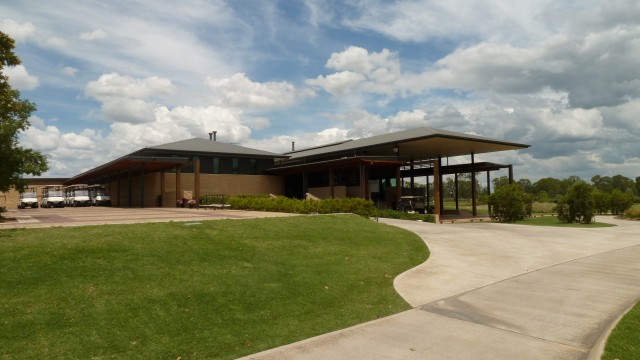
209;131;217;141
292;141;295;151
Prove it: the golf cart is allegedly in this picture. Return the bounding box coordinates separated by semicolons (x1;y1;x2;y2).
88;184;111;206
64;184;91;207
41;185;65;208
18;187;39;209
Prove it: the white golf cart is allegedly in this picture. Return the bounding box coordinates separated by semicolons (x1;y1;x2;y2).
41;185;65;208
18;187;39;209
88;184;111;206
64;184;91;207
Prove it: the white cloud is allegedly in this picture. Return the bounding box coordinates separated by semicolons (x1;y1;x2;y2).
4;65;39;90
85;73;173;101
306;71;366;96
243;127;350;154
206;72;313;110
308;46;401;96
79;28;107;41
85;73;173;124
1;19;36;41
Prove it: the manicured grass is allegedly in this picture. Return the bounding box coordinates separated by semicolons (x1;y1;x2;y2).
443;201;490;215
0;215;428;359
515;215;615;227
602;301;640;360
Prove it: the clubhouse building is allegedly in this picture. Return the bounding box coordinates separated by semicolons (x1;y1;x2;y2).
7;127;529;220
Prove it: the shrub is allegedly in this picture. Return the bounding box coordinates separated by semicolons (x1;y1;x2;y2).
488;183;533;222
225;195;377;217
555;181;595;224
610;190;635;215
0;206;6;222
624;206;640;219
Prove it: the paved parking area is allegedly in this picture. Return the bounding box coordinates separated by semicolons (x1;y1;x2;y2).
0;206;293;228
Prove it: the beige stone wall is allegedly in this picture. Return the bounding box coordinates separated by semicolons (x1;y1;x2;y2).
0;189;20;209
307;186;348;199
106;172;284;207
163;173;284;207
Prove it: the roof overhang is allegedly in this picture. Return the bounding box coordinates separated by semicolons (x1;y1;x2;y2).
267;156;405;175
65;156;191;185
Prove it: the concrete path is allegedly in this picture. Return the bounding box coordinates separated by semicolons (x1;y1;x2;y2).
0;206;294;229
242;217;640;360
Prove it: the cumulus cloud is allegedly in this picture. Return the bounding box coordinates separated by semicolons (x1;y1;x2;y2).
4;65;39;90
206;72;313;110
1;19;36;41
85;73;173;124
85;73;173;100
307;46;401;96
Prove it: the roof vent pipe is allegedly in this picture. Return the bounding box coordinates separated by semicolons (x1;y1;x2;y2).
209;131;217;141
292;141;295;151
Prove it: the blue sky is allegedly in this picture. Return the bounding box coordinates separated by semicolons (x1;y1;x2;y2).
2;0;639;182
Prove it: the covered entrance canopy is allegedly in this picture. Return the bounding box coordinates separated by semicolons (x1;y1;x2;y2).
271;127;530;220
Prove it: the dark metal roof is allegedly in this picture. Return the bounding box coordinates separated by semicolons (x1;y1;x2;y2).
147;138;288;158
283;127;529;161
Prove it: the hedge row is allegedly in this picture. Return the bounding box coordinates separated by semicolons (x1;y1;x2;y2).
226;195;377;217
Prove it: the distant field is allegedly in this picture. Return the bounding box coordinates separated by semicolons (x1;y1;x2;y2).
0;215;428;359
516;215;615;227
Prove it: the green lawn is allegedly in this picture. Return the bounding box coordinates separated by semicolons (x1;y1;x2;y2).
515;215;616;227
0;215;428;359
602;301;640;359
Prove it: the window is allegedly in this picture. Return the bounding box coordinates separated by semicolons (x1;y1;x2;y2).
232;158;239;174
250;159;257;175
213;157;220;174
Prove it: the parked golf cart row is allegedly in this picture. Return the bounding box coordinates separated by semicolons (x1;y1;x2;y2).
19;184;112;208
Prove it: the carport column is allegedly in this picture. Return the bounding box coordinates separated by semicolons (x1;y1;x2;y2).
160;170;165;207
433;158;441;223
410;159;415;195
359;162;367;199
175;166;182;205
395;166;401;209
116;172;121;206
471;153;477;217
194;158;200;206
140;163;145;208
508;165;514;184
127;168;132;208
329;168;335;198
302;171;308;198
454;173;459;211
486;171;492;217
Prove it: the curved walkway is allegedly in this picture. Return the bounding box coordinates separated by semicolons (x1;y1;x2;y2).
243;217;640;360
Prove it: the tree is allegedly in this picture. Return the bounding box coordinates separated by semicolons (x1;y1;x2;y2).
488;183;533;223
610;189;634;215
0;31;48;193
591;189;611;214
532;177;563;201
555;181;595;224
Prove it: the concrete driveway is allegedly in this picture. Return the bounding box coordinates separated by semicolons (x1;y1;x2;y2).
0;206;294;229
242;217;640;360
